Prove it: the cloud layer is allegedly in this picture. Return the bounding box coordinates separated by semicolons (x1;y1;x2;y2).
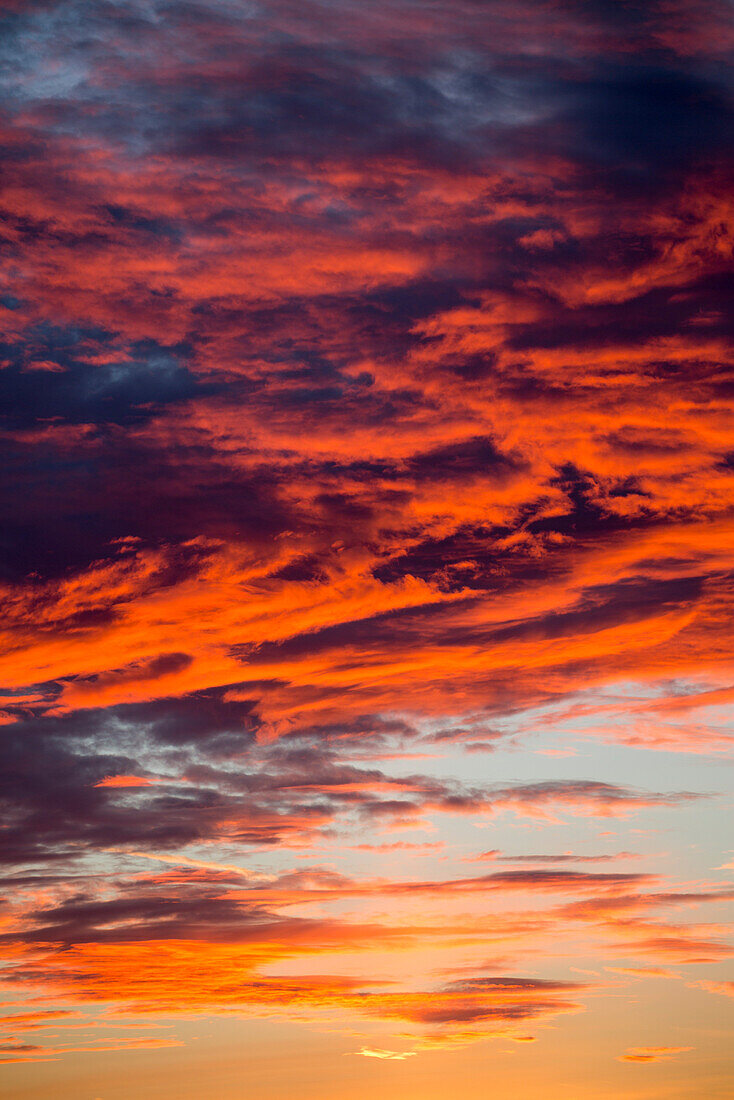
0;0;733;1092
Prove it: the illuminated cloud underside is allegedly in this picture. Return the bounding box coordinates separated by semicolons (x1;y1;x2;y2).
0;1;732;1096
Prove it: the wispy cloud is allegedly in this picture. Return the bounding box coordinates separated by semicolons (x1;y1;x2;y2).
0;0;732;1090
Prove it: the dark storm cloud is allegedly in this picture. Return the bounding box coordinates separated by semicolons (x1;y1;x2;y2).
0;0;733;1071
238;571;705;667
0;328;207;430
0;685;705;867
515;65;734;181
510;273;734;352
2;0;730;187
406;436;521;481
4;886;269;945
0;723;224;864
0;430;292;581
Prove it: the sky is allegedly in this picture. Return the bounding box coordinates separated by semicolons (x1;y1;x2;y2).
0;0;733;1097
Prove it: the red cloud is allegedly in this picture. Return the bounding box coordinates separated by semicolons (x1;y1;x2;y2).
0;0;732;1088
94;775;157;788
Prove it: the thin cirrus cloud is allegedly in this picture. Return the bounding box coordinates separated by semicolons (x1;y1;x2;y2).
618;1045;694;1063
1;858;730;1062
0;0;732;1094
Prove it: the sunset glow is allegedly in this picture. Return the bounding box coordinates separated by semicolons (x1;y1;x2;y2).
1;1;733;1097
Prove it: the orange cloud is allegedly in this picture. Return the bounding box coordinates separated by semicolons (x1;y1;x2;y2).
94;776;158;788
619;1045;693;1063
1;0;733;1090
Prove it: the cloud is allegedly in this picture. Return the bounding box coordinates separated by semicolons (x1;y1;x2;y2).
0;699;703;868
0;0;732;1080
469;850;640;864
689;979;734;998
0;849;729;1059
93;775;161;788
354;1047;417;1060
618;1045;693;1063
